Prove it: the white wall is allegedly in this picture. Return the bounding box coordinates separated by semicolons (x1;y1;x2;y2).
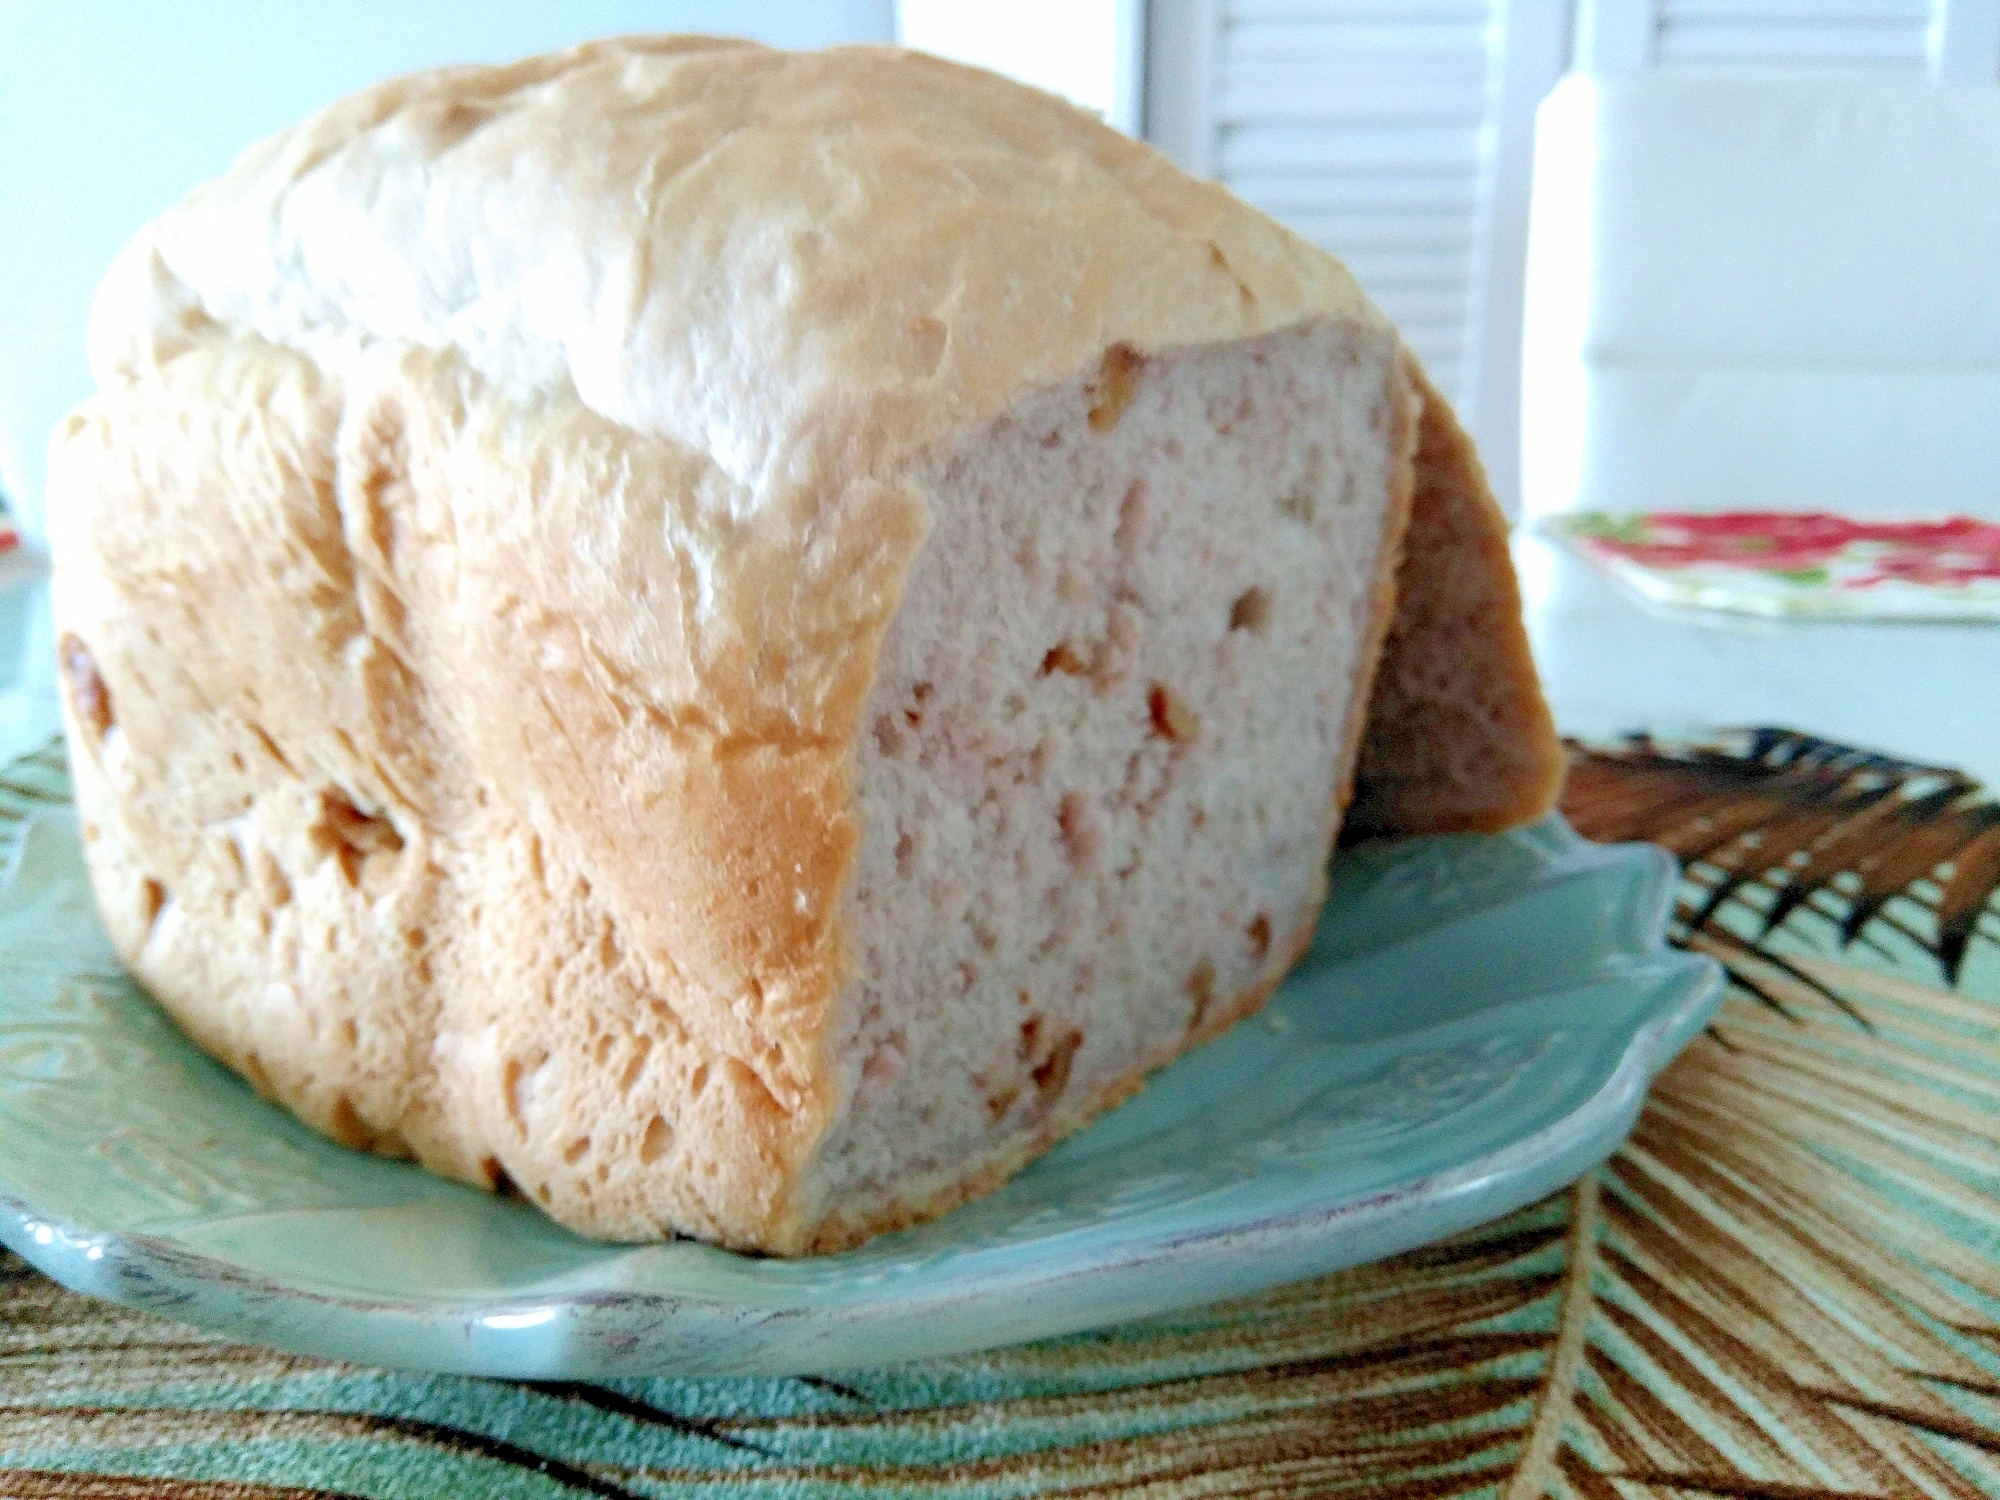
0;1;893;537
895;0;1143;133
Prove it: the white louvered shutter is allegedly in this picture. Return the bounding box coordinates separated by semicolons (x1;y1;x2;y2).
1143;0;1997;510
1580;0;1943;70
1204;0;1497;405
1577;0;2000;78
1655;0;1934;67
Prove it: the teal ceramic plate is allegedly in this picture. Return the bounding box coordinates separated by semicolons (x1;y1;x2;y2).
0;749;1719;1377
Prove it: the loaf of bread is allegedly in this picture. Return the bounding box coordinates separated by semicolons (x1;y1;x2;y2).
46;37;1561;1253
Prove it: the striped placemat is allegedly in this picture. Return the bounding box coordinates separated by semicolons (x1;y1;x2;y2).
3;729;1997;1499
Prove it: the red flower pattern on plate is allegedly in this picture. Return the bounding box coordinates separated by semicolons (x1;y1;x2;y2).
1572;511;2000;589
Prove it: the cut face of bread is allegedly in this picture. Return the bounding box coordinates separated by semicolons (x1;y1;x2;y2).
45;37;1560;1253
811;323;1414;1245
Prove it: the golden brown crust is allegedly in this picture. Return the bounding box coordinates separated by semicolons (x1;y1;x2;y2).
1347;365;1565;837
1333;357;1423;817
85;41;1385;501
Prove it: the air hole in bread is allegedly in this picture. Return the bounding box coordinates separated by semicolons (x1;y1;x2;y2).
1247;913;1272;959
862;1039;905;1087
727;1058;786;1122
254;848;292;908
638;1115;672;1165
1229;587;1272;634
478;1156;509;1192
616;1033;653;1094
562;1136;591;1165
139;877;167;932
240;1050;273;1098
1056;792;1100;868
1114;479;1148;554
1040;642;1090;677
247;724;293;774
1148;685;1199;744
503;1056;535;1135
1187;958;1216;1031
688;1062;710;1097
328;1093;374;1150
646;1000;687;1048
1087;343;1143;431
873;714;906;759
338;1017;359;1051
212;834;247;884
58;634;114;742
315;789;403;886
1031;1029;1083;1102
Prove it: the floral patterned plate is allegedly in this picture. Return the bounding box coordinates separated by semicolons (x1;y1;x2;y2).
1545;510;2000;621
0;748;1718;1377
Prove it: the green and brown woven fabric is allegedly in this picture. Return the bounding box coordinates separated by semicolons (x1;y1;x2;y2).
3;731;1998;1499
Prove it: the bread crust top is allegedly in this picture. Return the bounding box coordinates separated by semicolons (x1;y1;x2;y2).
90;36;1382;491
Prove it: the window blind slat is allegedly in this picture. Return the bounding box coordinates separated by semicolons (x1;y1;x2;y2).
1656;22;1929;63
1211;0;1500;402
1654;0;1931;67
1219;122;1484;174
1661;0;1924;22
1226;19;1490;57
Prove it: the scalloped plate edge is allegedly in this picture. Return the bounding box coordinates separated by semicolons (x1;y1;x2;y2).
1;951;1721;1377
